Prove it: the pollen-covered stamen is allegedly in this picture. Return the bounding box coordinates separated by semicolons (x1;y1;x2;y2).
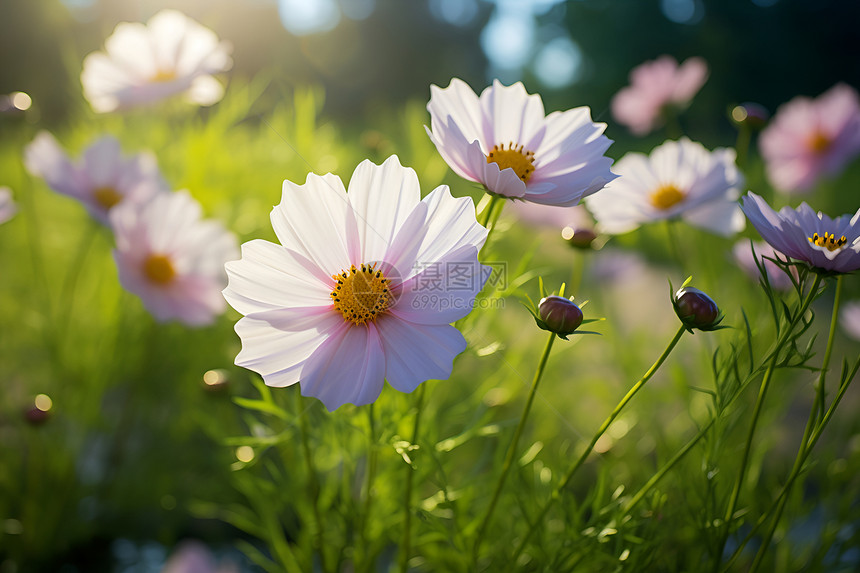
93;186;123;209
807;131;832;154
330;263;392;326
487;141;536;182
143;254;176;285
809;231;848;252
650;184;686;210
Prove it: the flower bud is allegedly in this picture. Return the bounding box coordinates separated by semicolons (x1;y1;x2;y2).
539;295;584;336
562;225;598;250
730;103;770;131
673;286;723;331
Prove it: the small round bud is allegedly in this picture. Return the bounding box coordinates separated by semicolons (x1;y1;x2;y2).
730;103;770;131
539;295;584;336
673;286;723;331
562;226;598;250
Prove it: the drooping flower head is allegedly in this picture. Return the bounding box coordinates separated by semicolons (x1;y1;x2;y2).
741;191;860;274
0;187;16;224
81;9;233;113
759;84;860;194
24;131;167;224
426;79;616;207
611;56;708;136
732;240;795;291
223;156;490;410
585;138;745;236
111;190;239;326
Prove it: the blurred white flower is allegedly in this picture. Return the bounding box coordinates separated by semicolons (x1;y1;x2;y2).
24;131;167;224
612;55;708;136
223;155;489;410
111;190;239;326
426;78;616;206
585;138;745;236
759;83;860;194
840;301;860;341
81;9;232;113
0;187;16;224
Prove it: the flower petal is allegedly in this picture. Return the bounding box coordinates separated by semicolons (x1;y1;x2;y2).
377;316;467;394
300;323;386;410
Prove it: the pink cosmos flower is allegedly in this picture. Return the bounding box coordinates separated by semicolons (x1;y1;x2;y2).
222;155;489;410
426;79;616;206
584;138;745;236
24;131;167;224
840;301;860;341
0;187;16;224
81;9;232;113
612;55;708;136
111;190;239;326
759;84;860;194
741;192;860;274
732;240;795;291
161;541;238;573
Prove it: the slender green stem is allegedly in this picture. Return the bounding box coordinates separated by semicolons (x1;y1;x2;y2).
511;324;687;564
357;404;378;571
748;275;842;572
298;397;331;573
472;331;556;565
400;384;426;573
479;195;502;227
57;222;99;338
712;273;822;571
664;220;684;266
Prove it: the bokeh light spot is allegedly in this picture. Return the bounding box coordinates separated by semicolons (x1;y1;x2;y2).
236;446;255;463
279;0;341;35
534;36;583;89
11;92;32;111
34;393;53;412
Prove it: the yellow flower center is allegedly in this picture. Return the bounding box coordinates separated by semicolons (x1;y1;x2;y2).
93;186;123;209
151;69;177;83
330;263;392;326
807;131;831;154
143;254;176;285
808;231;847;252
487;142;536;182
650;184;686;210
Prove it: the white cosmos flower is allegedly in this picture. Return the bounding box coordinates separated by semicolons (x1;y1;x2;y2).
81;9;232;113
24;131;167;224
585;138;746;236
426;79;617;207
0;187;16;224
111;190;239;326
222;155;490;411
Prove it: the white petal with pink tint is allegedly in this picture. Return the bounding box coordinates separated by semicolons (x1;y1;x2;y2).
224;155;489;410
427;79;616;206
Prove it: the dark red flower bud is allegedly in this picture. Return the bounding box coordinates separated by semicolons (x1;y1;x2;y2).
673;286;723;331
539;295;584;336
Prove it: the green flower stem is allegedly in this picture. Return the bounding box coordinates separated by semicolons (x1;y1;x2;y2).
57;222;99;338
357;404;378;571
400;384;426;573
472;331;556;565
712;273;823;572
723;353;859;572
479;194;502;227
298;398;332;573
748;274;844;572
511;324;687;565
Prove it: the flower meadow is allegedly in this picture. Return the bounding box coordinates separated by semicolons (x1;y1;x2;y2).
2;5;860;573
